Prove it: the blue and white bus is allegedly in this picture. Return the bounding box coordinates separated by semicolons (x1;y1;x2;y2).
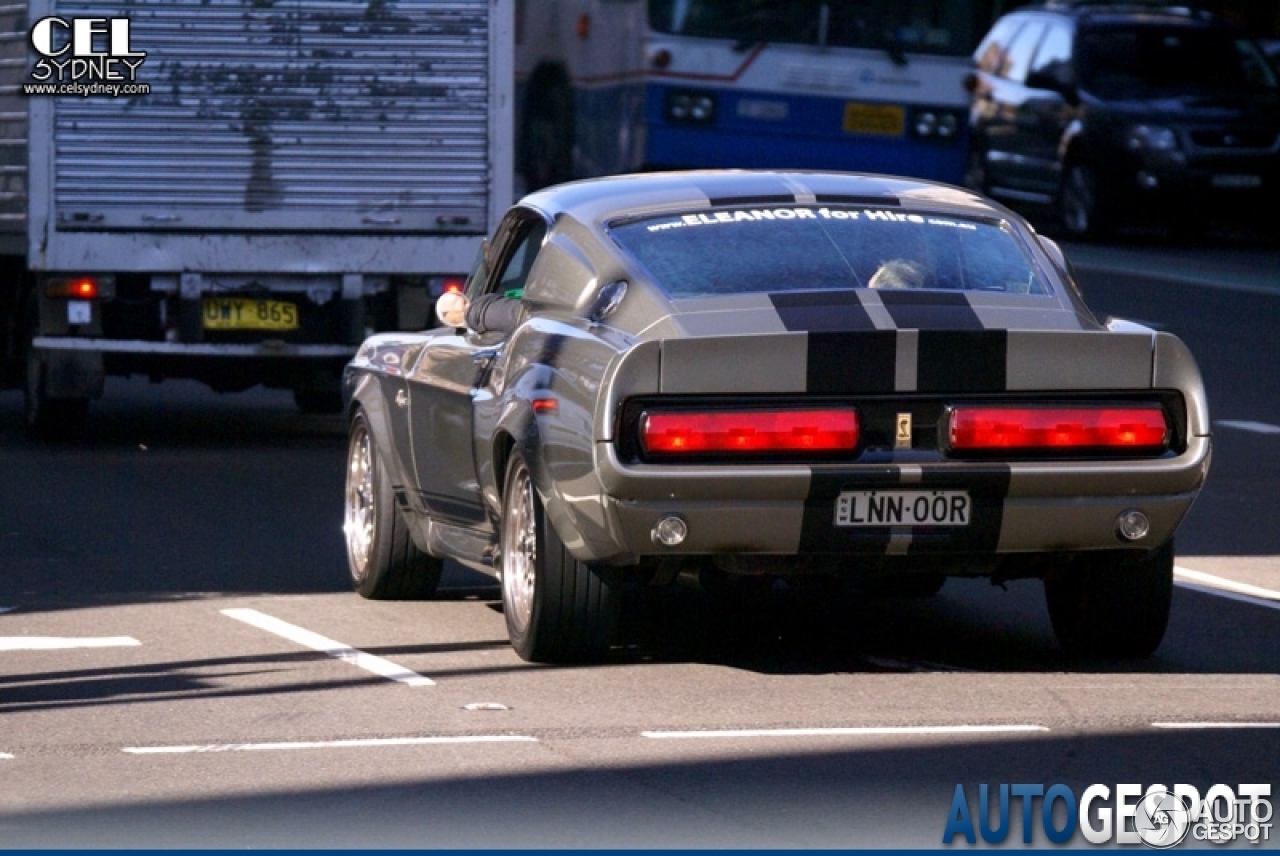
514;0;1005;191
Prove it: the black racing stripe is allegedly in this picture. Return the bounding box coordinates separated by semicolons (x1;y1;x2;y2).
696;176;798;207
795;465;1011;556
814;194;901;206
806;330;897;394
706;193;796;206
770;291;878;333
908;465;1010;556
916;330;1008;393
877;290;985;331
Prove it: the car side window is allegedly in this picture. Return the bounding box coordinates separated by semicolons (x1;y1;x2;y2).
1001;19;1047;83
494;221;548;298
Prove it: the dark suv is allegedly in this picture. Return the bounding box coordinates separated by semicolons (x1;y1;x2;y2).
964;2;1280;239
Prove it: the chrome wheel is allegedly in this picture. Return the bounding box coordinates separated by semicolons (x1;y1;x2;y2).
501;460;538;637
1060;163;1099;238
344;419;375;585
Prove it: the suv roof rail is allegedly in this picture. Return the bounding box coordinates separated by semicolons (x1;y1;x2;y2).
1039;0;1206;15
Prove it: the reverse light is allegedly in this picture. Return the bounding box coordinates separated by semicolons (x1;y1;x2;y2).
948;406;1169;453
641;409;859;455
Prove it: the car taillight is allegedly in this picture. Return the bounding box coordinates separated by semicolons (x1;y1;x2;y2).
948;406;1169;452
641;409;859;454
427;275;467;297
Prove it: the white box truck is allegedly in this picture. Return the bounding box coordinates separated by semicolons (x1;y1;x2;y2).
0;0;512;437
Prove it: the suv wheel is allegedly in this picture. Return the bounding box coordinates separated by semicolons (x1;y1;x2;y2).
1059;162;1111;239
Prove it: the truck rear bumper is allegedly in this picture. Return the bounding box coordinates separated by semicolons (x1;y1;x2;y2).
33;337;355;358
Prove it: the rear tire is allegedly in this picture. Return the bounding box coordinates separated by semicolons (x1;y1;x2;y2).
344;410;443;600
500;452;619;663
1044;540;1174;659
24;346;89;442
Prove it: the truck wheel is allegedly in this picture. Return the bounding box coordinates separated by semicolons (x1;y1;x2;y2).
1044;540;1174;659
293;384;344;414
344;410;442;600
24;349;88;442
500;452;618;663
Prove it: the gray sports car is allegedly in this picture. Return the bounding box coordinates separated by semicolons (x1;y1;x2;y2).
342;170;1211;664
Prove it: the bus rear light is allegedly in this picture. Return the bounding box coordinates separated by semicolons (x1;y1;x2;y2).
641;408;859;455
948;406;1169;452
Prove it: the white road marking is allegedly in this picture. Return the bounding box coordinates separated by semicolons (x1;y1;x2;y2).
221;608;434;687
0;753;13;760
123;735;537;755
1152;722;1280;730
0;636;140;651
641;725;1049;740
1214;419;1280;435
1174;567;1280;611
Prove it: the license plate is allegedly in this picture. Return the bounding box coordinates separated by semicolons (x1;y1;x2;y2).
1210;174;1262;189
835;490;970;527
203;298;299;331
842;102;905;136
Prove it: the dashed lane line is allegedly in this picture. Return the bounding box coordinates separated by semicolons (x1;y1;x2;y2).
123;735;537;755
0;636;140;651
1214;420;1280;435
1153;722;1280;730
1174;567;1280;612
641;725;1049;740
221;608;435;687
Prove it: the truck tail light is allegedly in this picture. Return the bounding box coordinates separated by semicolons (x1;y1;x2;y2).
427;275;466;297
46;277;105;299
641;408;859;455
948;405;1169;452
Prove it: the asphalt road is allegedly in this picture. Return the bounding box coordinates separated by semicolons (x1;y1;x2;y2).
0;242;1278;848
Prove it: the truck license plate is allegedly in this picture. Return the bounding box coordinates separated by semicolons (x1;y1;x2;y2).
203;298;299;331
835;490;970;527
842;102;905;136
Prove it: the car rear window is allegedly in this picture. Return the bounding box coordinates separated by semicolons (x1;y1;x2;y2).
609;206;1051;299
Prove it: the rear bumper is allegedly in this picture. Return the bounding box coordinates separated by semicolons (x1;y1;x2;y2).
562;436;1211;565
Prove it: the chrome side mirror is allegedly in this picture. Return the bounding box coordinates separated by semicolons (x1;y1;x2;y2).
435;290;470;328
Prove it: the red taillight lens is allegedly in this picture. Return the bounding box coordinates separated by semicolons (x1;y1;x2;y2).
46;277;100;299
641;409;859;454
948;406;1169;452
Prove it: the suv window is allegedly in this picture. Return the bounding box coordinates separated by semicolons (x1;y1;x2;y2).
1027;21;1073;88
999;19;1047;83
1079;25;1279;98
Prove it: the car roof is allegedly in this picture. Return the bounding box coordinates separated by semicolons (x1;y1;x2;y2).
518;170;1017;228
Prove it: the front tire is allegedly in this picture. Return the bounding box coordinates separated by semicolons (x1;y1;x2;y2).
500;452;619;663
1059;162;1112;240
1044;540;1174;659
344;410;443;600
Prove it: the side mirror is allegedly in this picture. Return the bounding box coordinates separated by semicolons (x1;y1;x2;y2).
435;290;470;328
1024;68;1078;104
